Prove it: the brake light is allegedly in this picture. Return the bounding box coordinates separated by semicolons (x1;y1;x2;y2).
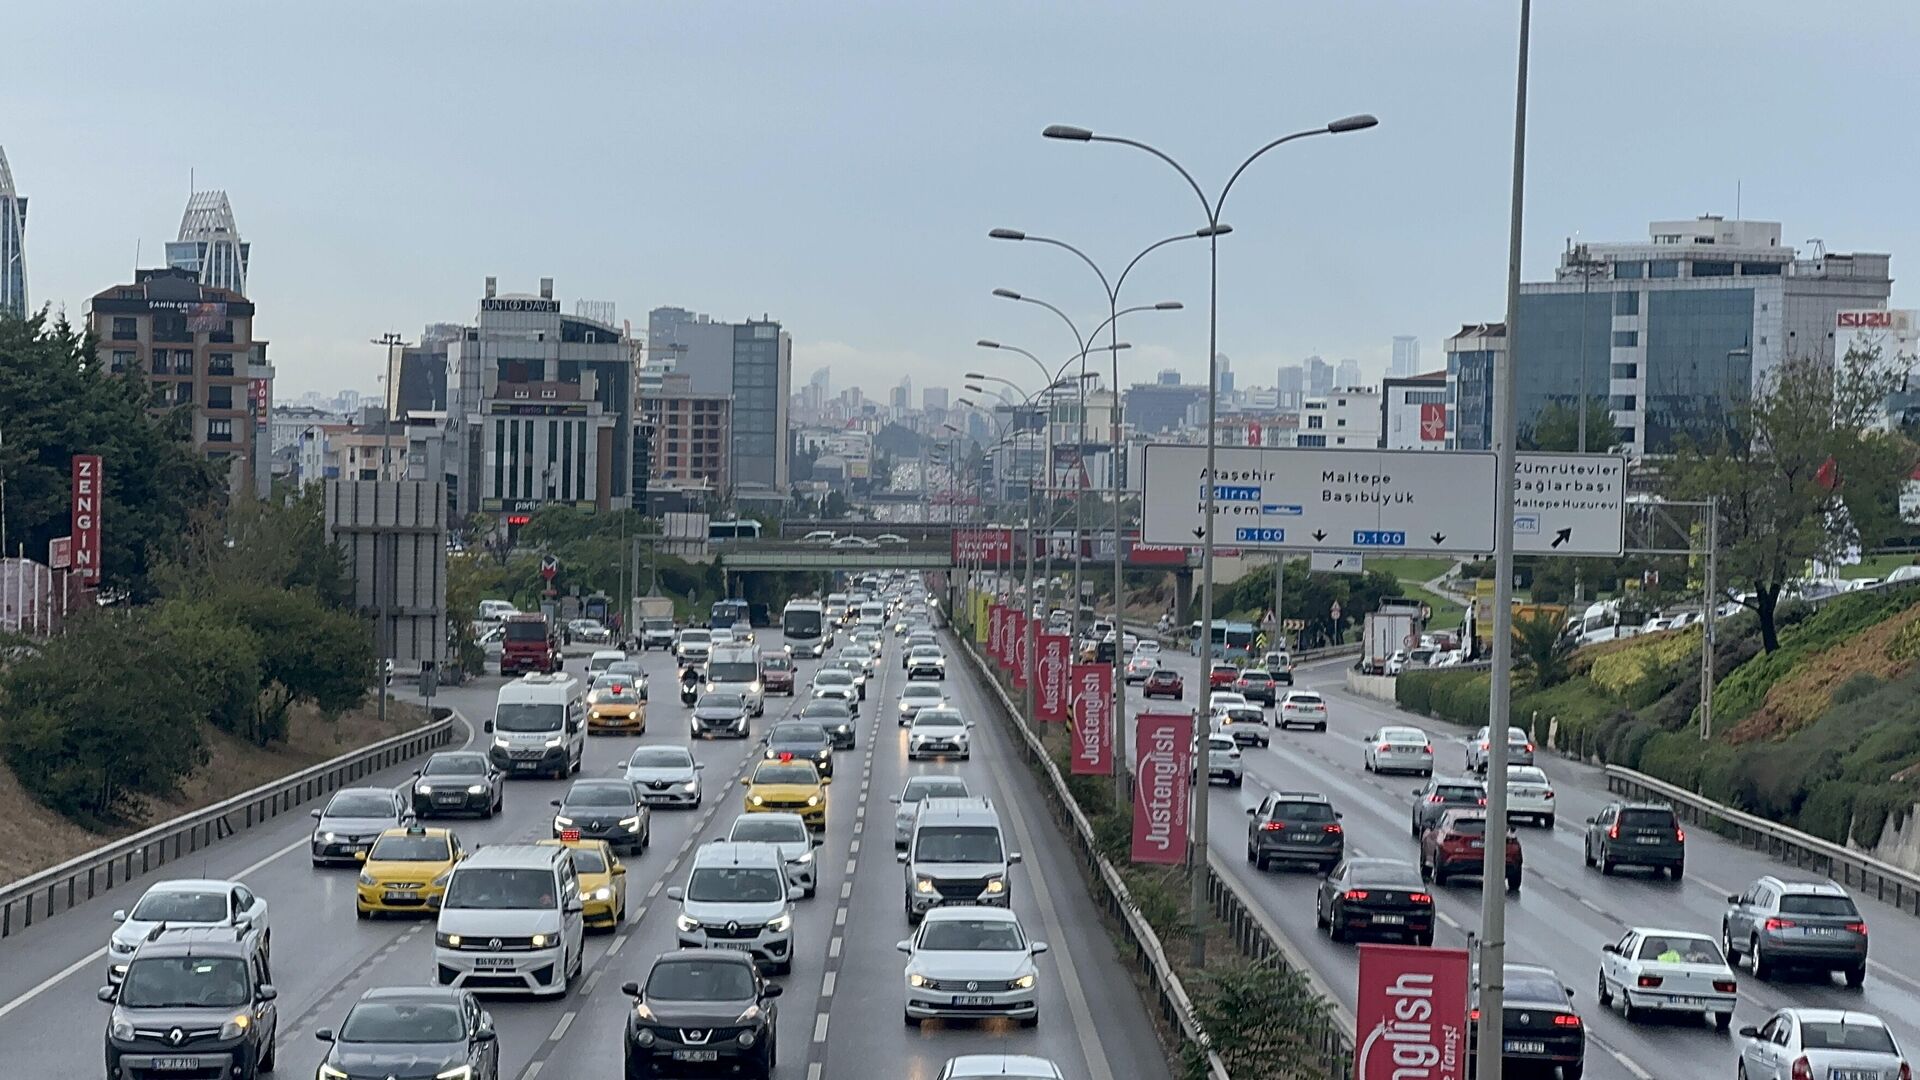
1791;1057;1812;1080
1765;917;1796;931
1261;822;1286;832
1845;921;1868;935
1897;1062;1909;1080
1343;890;1370;901
1409;892;1432;904
1524;743;1535;753
1542;790;1554;799
1478;798;1488;806
1324;824;1343;834
1637;975;1662;988
1608;823;1619;840
1428;794;1445;804
1552;1014;1582;1028
1379;743;1393;753
1676;827;1686;842
1422;745;1434;754
779;752;794;762
1712;980;1738;994
1469;1008;1480;1022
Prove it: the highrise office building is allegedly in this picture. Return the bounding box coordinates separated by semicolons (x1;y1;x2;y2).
1391;335;1420;377
1335;358;1363;389
1214;352;1234;397
0;146;25;318
165;191;250;295
1274;364;1304;408
648;306;792;494
1305;355;1333;397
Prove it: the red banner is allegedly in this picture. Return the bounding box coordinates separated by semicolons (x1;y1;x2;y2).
71;455;103;586
1037;633;1070;722
1010;613;1029;689
1419;402;1447;443
954;527;1014;566
988;605;1008;667
1355;944;1470;1080
1071;663;1112;774
1131;711;1192;865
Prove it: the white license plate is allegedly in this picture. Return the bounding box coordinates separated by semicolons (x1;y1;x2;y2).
1470;840;1485;848
710;940;755;950
513;762;538;771
435;794;464;803
384;890;419;901
150;1059;202;1071
1503;1040;1546;1055
472;957;515;969
673;1050;719;1062
1288;832;1316;841
954;995;994;1006
1831;1070;1878;1080
1804;927;1845;936
1635;836;1663;844
1665;995;1705;1007
1372;914;1407;925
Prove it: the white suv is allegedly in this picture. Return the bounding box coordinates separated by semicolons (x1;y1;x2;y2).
901;798;1019;923
668;842;802;974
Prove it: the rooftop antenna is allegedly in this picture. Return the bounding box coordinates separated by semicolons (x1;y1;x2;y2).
133;239;140;277
1735;179;1741;219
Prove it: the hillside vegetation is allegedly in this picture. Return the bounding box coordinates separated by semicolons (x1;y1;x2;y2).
1397;583;1920;850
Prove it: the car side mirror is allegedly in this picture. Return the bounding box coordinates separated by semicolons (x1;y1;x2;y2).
412;769;422;778
483;720;494;734
1737;1026;1760;1038
787;886;804;901
667;886;685;901
694;763;706;770
551;799;563;807
564;900;583;914
1585;816;1597;825
1245;807;1256;816
354;850;368;863
739;779;751;787
1563;986;1575;999
967;720;977;728
315;1028;335;1042
1336;812;1345;820
1600;943;1618;955
896;939;912;953
896;852;908;863
97;986;116;1003
112;909;128;922
256;984;278;1002
764;984;783;999
310;809;323;820
1031;941;1050;954
621;981;641;998
1008;852;1022;864
475;1022;496;1042
821;776;832;786
613;864;628;876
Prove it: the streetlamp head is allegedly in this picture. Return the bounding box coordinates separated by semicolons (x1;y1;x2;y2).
1153;301;1184;310
974;342;999;351
1197;224;1233;238
1108;343;1133;352
1042;124;1094;141
957;398;975;408
988;228;1026;241
991;288;1023;301
1327;113;1379;134
964;371;988;380
965;384;986;394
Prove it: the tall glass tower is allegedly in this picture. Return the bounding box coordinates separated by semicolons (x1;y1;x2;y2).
0;146;26;318
165;190;250;295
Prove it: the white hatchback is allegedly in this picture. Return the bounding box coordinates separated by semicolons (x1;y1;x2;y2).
899;907;1046;1027
1504;765;1557;827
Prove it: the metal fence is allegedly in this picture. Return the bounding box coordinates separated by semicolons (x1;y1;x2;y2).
1604;765;1920;917
0;710;458;939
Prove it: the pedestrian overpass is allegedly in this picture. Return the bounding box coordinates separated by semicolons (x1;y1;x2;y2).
714;541;955;572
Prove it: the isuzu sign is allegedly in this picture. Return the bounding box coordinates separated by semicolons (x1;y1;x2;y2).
1355;944;1469;1080
1070;664;1112;774
71;455;103;586
1037;634;1070;722
1131;711;1192;865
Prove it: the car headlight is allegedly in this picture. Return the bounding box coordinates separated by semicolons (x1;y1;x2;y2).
915;877;936;894
319;1066;351;1080
591;886;613;900
749;795;765;806
543;736;563;748
218;1013;251;1040
768;913;792;932
322;831;338;842
682;780;699;792
620;816;642;831
554;815;575;827
676;913;700;932
358;872;376;886
493;737;511;749
467;784;486;795
529;933;550;949
110;939;136;954
738;1029;757;1048
634;1027;656;1046
750;682;762;693
984;877;1005;894
1012;973;1036;990
908;973;928;988
437;932;462;948
435;1068;474;1080
795;850;813;864
415;784;434;795
110;1015;135;1040
806;795;821;807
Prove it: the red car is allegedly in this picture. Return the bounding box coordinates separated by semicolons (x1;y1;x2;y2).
759;652;796;695
1142;668;1184;700
1419;809;1522;892
1208;662;1240;690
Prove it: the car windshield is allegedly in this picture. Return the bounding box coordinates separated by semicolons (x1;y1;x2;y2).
911;646;942;657
644;618;673;631
630;748;692;769
503;620;547;642
339;1002;466;1043
763;656;792;671
494;703;564;733
129;889;226;922
589;682;638;703
1620;809;1677;829
566;784;634;807
914;825;1002;863
369;835;449;862
326;794;394;818
1438;785;1483;801
1352;863;1425;888
1269;801;1335;823
904;685;944;699
710;661;758;683
1383;729;1426;744
1287;694;1325;706
915;714;964;729
1637;936;1724;964
754;764;819;784
566;848;608;874
687;866;786;903
816;671;854;686
1447;817;1488;835
904;780;969;804
732;818;808;843
1226;708;1263;723
424;755;486;776
1508;767;1547;784
647;959;756;1002
119;956;251;1008
1505;971;1568;1006
1239;672;1270;682
801;703;851;719
681;631;711;643
1209;737;1236;751
1778;894;1860;917
698;693;745;710
920;918;1025;951
1150;670;1176;680
1800;1021;1898;1054
442;868;557;909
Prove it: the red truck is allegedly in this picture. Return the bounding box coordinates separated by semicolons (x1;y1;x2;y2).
499;612;560;675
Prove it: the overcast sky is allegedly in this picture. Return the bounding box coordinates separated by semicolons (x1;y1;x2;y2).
8;1;1917;399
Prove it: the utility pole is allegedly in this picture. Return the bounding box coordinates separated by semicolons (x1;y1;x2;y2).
1700;496;1718;740
1273;552;1286;652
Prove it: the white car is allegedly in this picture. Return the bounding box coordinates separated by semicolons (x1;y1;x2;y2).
940;1057;1065;1080
727;811;819;898
1278;690;1329;731
1207;690;1249;716
109;879;269;982
1504;765;1557;827
1597;927;1739;1030
831;535;879;549
892;775;972;849
908;708;973;760
1363;726;1435;776
801;530;837;544
906;645;947;680
1738;1009;1910;1080
899;907;1046;1027
1217;705;1269;748
668;841;802;974
625;745;704;807
1124;655;1161;684
1133;640;1161;657
1204;733;1243;786
898;683;947;724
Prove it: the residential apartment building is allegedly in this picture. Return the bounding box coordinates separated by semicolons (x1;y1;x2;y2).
647;306;791;497
641;372;732;499
1381;371;1449;450
1293;387;1381;449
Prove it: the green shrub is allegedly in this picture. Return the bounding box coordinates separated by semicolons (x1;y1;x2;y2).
1832;672;1887;706
1849;784;1920;849
1796;782;1860;844
1709;586;1920;730
1182;961;1337;1080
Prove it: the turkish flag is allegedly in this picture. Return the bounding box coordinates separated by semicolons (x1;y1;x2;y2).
1816;455;1842;491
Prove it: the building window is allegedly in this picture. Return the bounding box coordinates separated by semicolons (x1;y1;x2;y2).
1649;260;1680;279
209;320;235;344
175;383;193;404
1335;418;1346;427
1613;427;1637;445
1694;261;1735;277
1306;415;1323;430
1296;434;1326;448
207;419;234;442
1610;363;1638;380
1614;291;1639;316
208;352;235;376
1740;262;1782;276
111;350;135;372
1609;395;1637;411
1612;330;1639;347
1613;261;1644;280
111;316;138;341
208;386;234;410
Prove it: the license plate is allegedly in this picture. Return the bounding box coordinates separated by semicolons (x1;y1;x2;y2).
1666;995;1705;1007
954;995;994;1005
150;1059;201;1071
472;957;515;969
513;761;538;771
673;1050;719;1062
435;794;463;803
710;940;755;950
1470;840;1485;848
1288;832;1316;841
1635;836;1662;844
1832;1070;1878;1080
1373;914;1407;925
1503;1040;1546;1055
385;890;419;901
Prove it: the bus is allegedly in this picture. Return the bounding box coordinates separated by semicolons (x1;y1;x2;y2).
708;519;764;541
1189;619;1257;661
781;599;831;658
710;598;750;629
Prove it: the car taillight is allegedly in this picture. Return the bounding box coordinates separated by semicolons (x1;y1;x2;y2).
1845;921;1868;935
1469;1007;1480;1022
1409;892;1432;904
1261;822;1286;832
1712;979;1738;994
1422;745;1434;754
1478;797;1488;806
1552;1014;1582;1028
1765;917;1796;931
1608;823;1619;840
1524;743;1535;753
1428;794;1445;804
1896;1062;1909;1080
1637;975;1662;988
1542;789;1554;799
1676;827;1686;842
1378;743;1392;753
1324;824;1343;834
1344;890;1369;901
1791;1057;1813;1080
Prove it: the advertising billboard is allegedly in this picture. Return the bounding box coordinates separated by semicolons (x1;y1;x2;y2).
1037;633;1070;722
1131;711;1193;865
1354;944;1470;1080
1837;309;1919;371
989;604;1008;666
1010;612;1029;689
953;527;1015;565
1070;663;1112;774
71;455;103;586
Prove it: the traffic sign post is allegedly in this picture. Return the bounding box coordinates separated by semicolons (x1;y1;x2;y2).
1511;453;1627;555
1309;551;1364;575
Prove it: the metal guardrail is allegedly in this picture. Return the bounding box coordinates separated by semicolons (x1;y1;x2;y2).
1201;861;1357;1076
954;635;1230;1080
0;710;459;939
1604;765;1920;917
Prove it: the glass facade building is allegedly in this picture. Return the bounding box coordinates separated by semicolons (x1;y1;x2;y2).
0;146;24;318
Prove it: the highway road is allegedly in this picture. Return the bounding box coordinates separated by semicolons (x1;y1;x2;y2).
0;624;1169;1080
1131;645;1920;1079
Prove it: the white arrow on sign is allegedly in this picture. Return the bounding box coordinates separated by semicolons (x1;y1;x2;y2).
1511;453;1628;556
1309;551;1364;575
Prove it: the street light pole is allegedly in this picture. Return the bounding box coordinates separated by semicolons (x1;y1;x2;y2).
371;331;410;728
1045;111;1377;968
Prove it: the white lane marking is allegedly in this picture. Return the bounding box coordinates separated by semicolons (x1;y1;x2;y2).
548;1011;574;1041
820;971;836;997
835;907;847;926
0;945;107;1022
582;970;602;996
829;935;842;959
807;1065;823;1080
520;1062;543;1080
844;859;857;875
608;936;625;956
812;1012;830;1041
849;839;860;854
1436;911;1461;931
646;881;662;899
1588;1034;1656;1079
840;882;853;901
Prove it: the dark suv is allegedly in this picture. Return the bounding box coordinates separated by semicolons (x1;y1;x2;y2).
1244;791;1344;873
1409;776;1486;837
1420;809;1522;891
1583;800;1685;879
623;949;781;1079
1722;877;1869;985
100;925;279;1080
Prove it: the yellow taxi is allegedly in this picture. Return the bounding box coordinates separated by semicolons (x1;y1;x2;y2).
538;833;628;930
739;754;830;831
355;824;464;918
587;673;646;734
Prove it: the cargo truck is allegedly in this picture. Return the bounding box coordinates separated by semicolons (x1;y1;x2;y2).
499;612;561;675
1362;609;1415;675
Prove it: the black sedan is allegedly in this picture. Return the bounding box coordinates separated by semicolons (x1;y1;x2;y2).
316;986;500;1080
551;779;651;854
763;720;835;778
411;751;505;819
1314;858;1435;946
691;691;751;739
1468;964;1584;1080
624;950;780;1079
798;699;857;750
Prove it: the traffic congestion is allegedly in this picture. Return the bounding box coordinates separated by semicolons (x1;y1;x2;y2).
4;571;1164;1080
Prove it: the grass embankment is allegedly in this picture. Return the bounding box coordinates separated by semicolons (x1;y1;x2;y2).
1370;557;1466;631
1396;584;1920;850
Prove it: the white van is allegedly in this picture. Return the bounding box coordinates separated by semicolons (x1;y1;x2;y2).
900;797;1020;924
825;593;851;626
706;643;765;717
858;602;887;632
487;672;586;779
434;843;585;997
586;649;627;678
